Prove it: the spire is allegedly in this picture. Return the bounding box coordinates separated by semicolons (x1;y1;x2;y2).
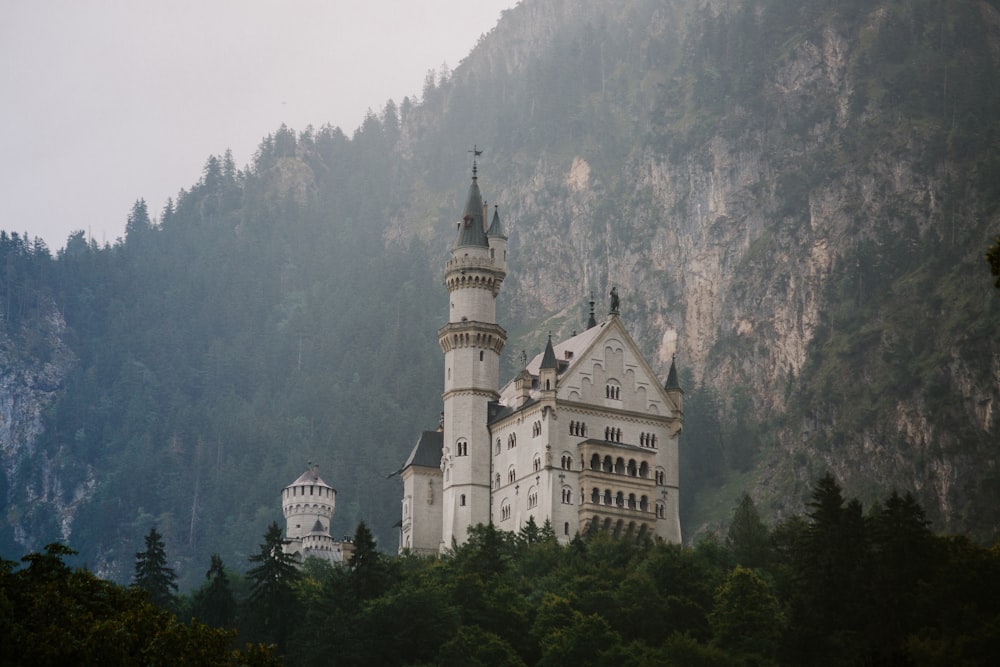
587;291;597;329
487;205;505;237
665;354;681;390
540;332;557;370
454;159;489;248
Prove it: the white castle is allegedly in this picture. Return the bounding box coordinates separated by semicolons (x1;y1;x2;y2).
282;465;354;563
399;164;683;554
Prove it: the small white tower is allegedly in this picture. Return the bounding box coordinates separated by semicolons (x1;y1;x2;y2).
281;465;354;563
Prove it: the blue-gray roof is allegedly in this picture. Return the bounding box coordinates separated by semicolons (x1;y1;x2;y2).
403;431;443;469
454;177;489;248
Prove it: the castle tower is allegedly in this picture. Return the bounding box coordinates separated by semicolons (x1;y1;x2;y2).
282;465;353;563
438;163;507;548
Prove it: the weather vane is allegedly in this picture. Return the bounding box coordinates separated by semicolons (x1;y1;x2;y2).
469;145;483;176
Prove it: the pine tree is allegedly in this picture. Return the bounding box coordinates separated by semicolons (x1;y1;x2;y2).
192;554;236;628
133;527;177;609
246;521;300;651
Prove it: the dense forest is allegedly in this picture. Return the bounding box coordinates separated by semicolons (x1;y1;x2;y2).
2;0;1000;588
4;476;999;665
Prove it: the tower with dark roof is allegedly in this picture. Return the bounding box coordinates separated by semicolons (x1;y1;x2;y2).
437;165;508;548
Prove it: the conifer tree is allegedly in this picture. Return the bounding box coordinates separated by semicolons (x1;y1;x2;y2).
246;521;300;652
133;527;177;609
192;554;236;628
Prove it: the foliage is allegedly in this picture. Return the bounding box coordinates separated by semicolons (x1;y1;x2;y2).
244;521;301;653
133;527;177;610
4;477;1000;665
0;543;278;666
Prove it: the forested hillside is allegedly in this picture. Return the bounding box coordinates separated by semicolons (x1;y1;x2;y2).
1;0;999;585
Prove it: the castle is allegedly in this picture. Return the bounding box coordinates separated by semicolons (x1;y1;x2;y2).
281;465;354;563
399;165;683;554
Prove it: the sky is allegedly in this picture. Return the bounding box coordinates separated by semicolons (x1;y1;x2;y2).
1;0;516;251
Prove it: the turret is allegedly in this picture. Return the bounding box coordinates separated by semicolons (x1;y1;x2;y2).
487;205;507;274
439;161;507;548
282;466;335;541
664;355;684;413
539;333;558;395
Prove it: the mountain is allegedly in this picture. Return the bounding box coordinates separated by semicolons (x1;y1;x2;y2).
1;0;998;585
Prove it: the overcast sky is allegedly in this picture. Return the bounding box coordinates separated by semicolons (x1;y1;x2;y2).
1;0;516;250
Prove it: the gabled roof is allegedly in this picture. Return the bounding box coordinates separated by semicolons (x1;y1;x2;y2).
497;316;677;410
403;431;443;470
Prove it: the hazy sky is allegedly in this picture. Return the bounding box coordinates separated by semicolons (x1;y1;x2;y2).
1;1;515;250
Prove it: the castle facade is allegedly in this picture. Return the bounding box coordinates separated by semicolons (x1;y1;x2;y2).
399;166;682;554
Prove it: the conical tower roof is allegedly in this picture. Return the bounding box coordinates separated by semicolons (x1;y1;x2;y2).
454;171;489;248
540;333;558;370
487;205;505;237
664;355;681;390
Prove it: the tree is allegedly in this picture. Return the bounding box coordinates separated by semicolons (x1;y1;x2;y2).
348;521;388;601
725;493;772;569
709;566;783;662
133;527;177;609
191;554;236;628
245;521;300;651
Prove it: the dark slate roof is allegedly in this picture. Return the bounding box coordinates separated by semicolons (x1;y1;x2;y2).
403;431;443;469
454;177;489;248
664;356;681;390
488;397;538;425
310;519;325;533
289;468;333;490
540;334;557;370
487;206;505;237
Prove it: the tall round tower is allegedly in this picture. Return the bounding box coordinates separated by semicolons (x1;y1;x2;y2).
282;466;335;542
438;163;507;547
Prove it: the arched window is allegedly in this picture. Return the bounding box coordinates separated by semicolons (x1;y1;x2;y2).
508;467;516;484
495;439;501;455
533;455;542;472
656;468;665;485
603;489;612;505
627;459;637;477
495;473;501;489
527;487;538;509
603;456;613;473
532;420;542;437
501;500;511;521
456;439;468;457
590;453;601;470
640;495;649;512
564;522;570;536
460;494;466;506
591;487;600;504
508;434;517;449
628;493;636;509
615;458;625;474
656;503;665;518
639;461;649;478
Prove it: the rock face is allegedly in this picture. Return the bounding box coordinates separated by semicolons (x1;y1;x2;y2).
0;303;83;553
399;0;1000;535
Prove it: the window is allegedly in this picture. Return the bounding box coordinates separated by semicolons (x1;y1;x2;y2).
456;439;468;456
532;420;541;437
508;467;516;484
561;454;573;470
605;382;621;400
656;469;665;485
564;522;570;536
495;439;501;455
495;473;501;489
460;494;466;506
533;455;542;472
501;500;511;521
656;503;665;518
527;488;538;509
569;420;587;436
561;487;573;504
507;434;517;449
479;350;484;361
